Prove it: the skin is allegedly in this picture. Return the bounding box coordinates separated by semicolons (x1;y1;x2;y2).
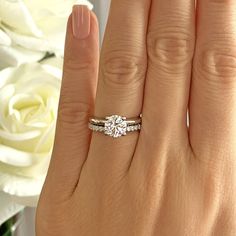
36;0;236;235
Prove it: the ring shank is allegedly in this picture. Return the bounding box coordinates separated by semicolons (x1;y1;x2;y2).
89;116;142;126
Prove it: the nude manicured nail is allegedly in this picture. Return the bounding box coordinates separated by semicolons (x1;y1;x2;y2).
72;5;91;39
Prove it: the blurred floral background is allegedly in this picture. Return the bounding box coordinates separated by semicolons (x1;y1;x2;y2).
0;0;109;235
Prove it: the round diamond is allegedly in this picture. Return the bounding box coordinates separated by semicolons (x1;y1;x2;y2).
104;115;127;138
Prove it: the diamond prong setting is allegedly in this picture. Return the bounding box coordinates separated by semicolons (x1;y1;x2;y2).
104;115;127;138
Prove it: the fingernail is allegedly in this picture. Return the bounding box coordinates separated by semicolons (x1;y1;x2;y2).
72;5;91;39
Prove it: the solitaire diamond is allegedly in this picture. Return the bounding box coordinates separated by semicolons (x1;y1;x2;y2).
89;114;142;138
104;115;127;138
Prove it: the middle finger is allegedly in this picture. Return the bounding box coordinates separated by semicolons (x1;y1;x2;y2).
135;0;195;167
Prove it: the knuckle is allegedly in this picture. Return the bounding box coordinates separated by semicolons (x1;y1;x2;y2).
147;28;194;71
64;59;95;74
101;53;146;88
195;42;236;85
57;100;90;127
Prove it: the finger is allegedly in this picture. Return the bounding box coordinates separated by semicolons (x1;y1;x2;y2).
134;0;195;166
190;0;236;162
43;5;99;199
87;0;151;173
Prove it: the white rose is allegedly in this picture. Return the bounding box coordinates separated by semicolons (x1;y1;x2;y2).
0;58;63;206
0;0;93;69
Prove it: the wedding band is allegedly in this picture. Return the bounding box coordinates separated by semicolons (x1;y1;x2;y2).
88;115;142;138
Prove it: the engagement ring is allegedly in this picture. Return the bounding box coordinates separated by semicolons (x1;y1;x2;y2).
88;115;142;138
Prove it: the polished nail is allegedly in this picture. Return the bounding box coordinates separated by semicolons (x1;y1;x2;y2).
72;5;91;39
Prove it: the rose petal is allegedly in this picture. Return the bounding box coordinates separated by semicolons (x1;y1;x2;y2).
31;16;67;53
0;171;45;199
24;0;93;18
10;194;39;208
0;67;15;89
0;29;11;46
0;144;48;167
41;56;63;68
0;45;45;69
0;84;16;131
42;64;63;79
34;122;56;153
0;0;42;37
8;93;44;115
3;26;51;52
74;0;94;10
0;192;23;225
0;129;41;141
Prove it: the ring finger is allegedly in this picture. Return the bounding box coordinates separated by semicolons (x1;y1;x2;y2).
86;0;151;173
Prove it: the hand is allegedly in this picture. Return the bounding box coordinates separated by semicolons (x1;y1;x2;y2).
36;1;236;235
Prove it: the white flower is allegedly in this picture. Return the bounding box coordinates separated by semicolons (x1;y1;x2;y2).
0;192;23;225
0;58;63;206
0;0;93;69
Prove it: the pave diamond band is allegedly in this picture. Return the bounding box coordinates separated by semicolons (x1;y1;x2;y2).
88;123;141;133
88;115;142;138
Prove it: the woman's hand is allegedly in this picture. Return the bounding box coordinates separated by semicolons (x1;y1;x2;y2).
36;1;236;235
